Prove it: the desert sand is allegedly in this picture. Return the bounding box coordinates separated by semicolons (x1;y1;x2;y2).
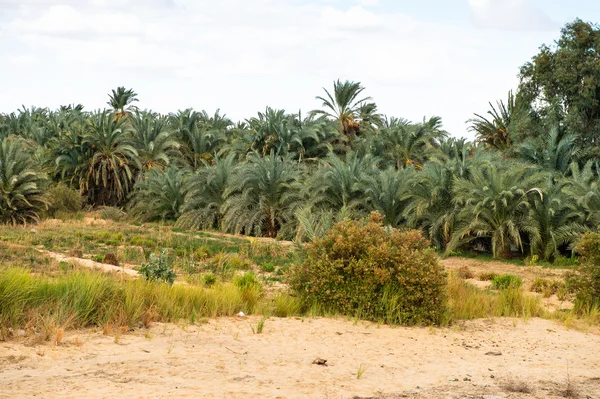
1;317;599;399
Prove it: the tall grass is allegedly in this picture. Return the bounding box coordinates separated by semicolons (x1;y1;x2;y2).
0;267;262;340
447;275;544;322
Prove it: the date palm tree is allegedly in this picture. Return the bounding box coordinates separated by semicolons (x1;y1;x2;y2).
468;91;515;151
448;161;545;258
177;153;237;230
82;111;140;205
312;79;373;139
222;152;302;237
0;138;49;224
130;111;180;171
107;87;139;121
129;166;188;222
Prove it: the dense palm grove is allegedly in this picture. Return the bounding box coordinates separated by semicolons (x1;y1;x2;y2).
1;20;600;261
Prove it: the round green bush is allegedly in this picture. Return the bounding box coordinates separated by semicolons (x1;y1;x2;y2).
289;213;447;325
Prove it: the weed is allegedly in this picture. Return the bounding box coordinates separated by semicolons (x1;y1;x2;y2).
356;363;368;379
478;272;499;281
491;274;522;289
256;318;265;334
457;266;474;279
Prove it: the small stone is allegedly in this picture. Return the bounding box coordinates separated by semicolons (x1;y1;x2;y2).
312;358;327;366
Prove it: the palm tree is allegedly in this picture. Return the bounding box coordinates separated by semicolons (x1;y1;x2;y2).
308;152;378;211
82;111;140;205
448;161;545;258
360;167;414;227
0;138;49;224
107;87;139;121
129;166;188;222
529;178;588;260
130;111;180;171
514;127;579;175
222;152;302;237
467;91;515;151
564;161;600;227
177;154;237;230
312;80;373;139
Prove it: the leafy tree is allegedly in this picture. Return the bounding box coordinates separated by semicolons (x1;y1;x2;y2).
0;138;49;224
519;19;600;152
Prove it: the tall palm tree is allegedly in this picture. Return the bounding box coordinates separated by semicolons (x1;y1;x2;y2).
312;80;373;139
448;161;545;258
107;87;139;121
564;161;600;227
222;152;302;238
468;91;515;151
0;138;49;224
82;111;140;205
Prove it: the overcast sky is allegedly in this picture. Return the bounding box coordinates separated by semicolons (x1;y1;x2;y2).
0;0;598;138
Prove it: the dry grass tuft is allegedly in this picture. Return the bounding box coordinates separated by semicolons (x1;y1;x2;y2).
501;378;534;393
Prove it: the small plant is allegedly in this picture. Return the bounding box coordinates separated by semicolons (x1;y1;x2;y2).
502;379;533;393
91;254;104;263
478;272;499;281
260;262;276;273
46;183;82;218
491;274;522;290
256;318;265;334
553;256;578;268
139;250;176;284
457;266;474;279
193;246;211;260
103;253;119;266
203;273;217;287
527;255;539;266
356;363;368;379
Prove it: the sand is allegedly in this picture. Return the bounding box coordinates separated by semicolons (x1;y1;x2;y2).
1;317;599;399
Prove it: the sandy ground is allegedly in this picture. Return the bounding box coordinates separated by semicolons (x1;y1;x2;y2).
1;317;599;399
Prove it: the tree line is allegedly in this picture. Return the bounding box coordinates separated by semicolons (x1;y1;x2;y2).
1;19;600;261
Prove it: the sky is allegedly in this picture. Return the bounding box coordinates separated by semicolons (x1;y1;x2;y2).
0;0;599;139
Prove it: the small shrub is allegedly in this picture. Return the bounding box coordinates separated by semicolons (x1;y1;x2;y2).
569;232;600;308
193;246;212;260
46;183;82;217
203;273;217;287
289;213;447;325
91;254;104;263
457;266;474;279
227;255;252;271
129;235;156;248
69;249;83;258
272;293;302;317
260;262;276;273
478;272;499;281
139;250;176;284
530;278;563;296
103;253;119;266
491;274;522;290
553;256;578;268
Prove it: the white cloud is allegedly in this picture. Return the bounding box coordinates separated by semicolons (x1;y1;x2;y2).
467;0;557;31
0;0;568;139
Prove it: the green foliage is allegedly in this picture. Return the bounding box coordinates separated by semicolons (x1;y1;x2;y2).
490;274;523;290
139;250;176;284
129;166;188;222
46;182;83;217
0;138;49;224
570;232;600;307
289;213;447;325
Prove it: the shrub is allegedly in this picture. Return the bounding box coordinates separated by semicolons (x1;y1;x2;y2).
289;213;447;325
553;255;578;268
478;272;499;281
491;274;522;290
139;250;176;284
457;266;474;279
99;206;127;222
46;183;82;217
103;253;119;266
569;232;600;308
530;278;563;296
203;273;217;287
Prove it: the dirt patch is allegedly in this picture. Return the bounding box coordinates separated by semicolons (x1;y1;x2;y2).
1;317;598;399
